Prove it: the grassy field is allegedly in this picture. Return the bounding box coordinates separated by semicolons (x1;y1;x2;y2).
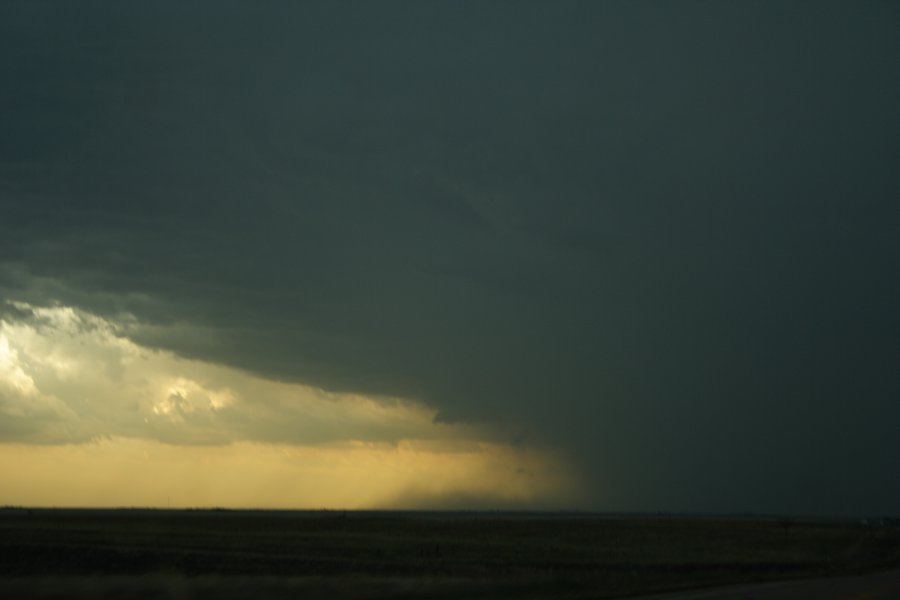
1;509;898;599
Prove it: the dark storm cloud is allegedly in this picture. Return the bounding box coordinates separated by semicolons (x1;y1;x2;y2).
2;1;898;514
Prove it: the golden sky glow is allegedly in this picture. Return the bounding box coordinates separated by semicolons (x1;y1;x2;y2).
0;303;582;509
0;437;580;509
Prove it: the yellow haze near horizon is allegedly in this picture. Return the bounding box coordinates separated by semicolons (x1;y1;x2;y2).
0;437;579;509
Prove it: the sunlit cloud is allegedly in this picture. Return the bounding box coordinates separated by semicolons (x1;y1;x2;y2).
0;333;40;397
0;302;583;508
0;302;454;445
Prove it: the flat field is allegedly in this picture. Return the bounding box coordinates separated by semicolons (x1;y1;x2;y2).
1;509;898;599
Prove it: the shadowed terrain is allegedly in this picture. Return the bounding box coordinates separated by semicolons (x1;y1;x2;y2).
1;509;898;599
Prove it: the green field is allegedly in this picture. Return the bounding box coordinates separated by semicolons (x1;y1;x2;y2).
1;509;898;599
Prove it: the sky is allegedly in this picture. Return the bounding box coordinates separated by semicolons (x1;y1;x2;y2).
1;1;898;515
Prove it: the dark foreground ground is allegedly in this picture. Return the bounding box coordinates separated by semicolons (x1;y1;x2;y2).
1;509;898;599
